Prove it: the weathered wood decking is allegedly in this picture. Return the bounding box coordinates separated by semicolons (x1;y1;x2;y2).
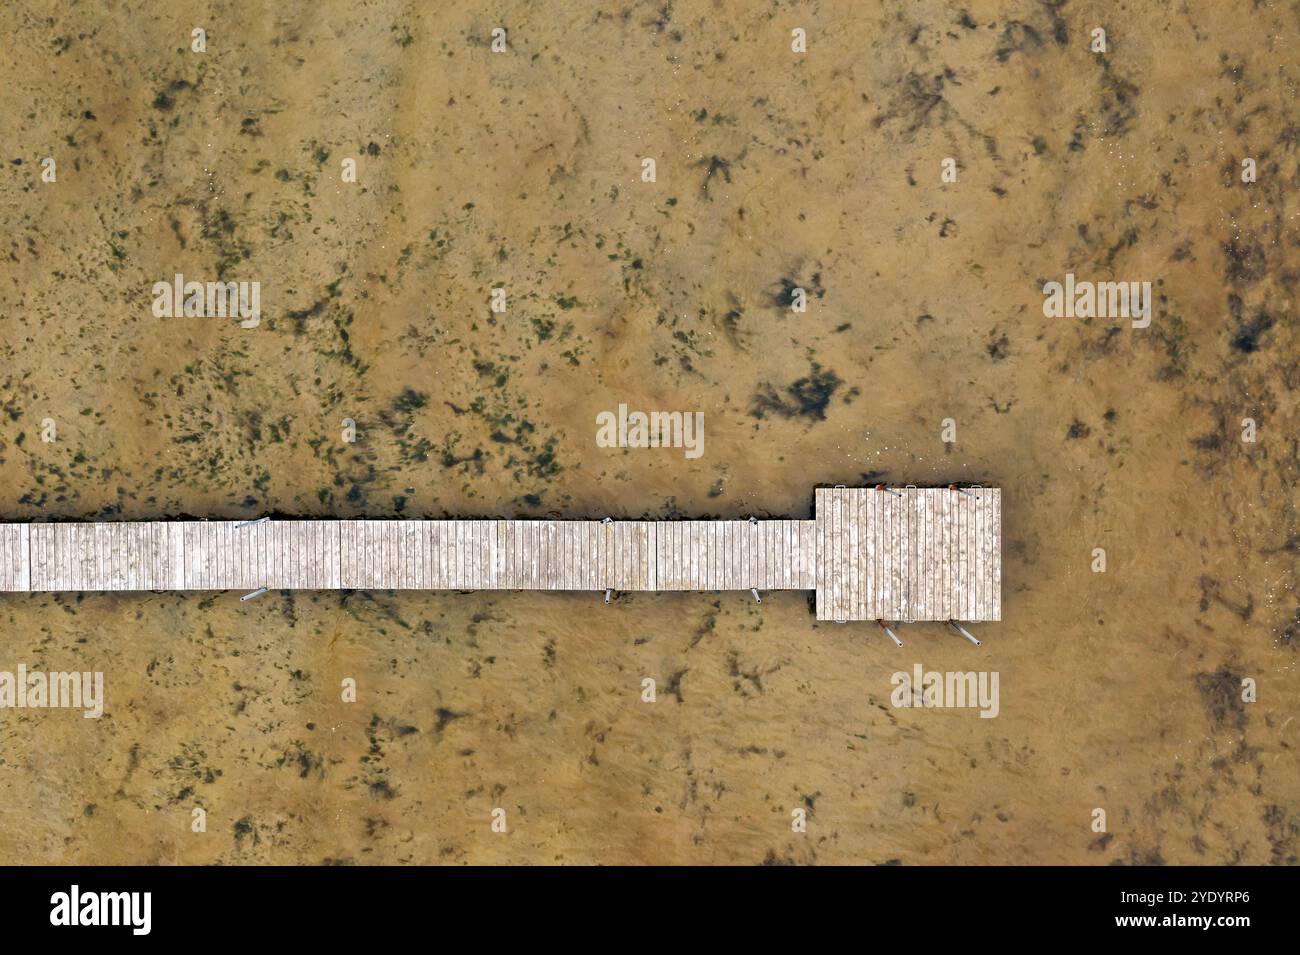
0;487;1000;621
814;487;1000;622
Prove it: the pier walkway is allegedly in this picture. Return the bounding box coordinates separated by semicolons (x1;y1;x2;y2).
0;486;1000;622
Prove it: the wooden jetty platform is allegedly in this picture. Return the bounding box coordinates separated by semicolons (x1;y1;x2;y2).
0;486;1000;622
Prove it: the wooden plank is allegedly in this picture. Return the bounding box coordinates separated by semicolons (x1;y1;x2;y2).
40;522;52;589
465;520;476;590
769;522;780;589
532;521;542;590
990;490;1001;620
339;521;352;588
506;522;517;589
102;523;112;590
552;522;561;590
121;524;132;591
907;490;920;620
492;520;503;589
350;520;361;590
721;522;732;591
315;521;328;589
759;521;770;590
301;522;313;589
295;519;304;595
971;492;982;620
21;523;31;592
785;519;795;595
512;521;521;590
558;522;568;590
646;522;655;590
494;521;506;589
434;521;446;589
306;522;316;590
978;491;993;620
742;521;752;590
0;525;18;592
697;522;706;591
701;521;710;591
850;491;861;620
632;521;641;591
843;489;853;620
768;520;777;590
573;522;584;590
143;522;155;590
66;524;77;590
128;523;138;590
464;520;474;589
819;501;828;615
109;524;119;591
461;521;471;589
680;521;689;590
535;520;545;589
564;521;572;591
553;521;563;590
627;522;637;591
515;520;525;589
613;521;623;590
834;488;846;619
760;521;771;590
690;522;699;590
936;490;949;620
290;520;301;590
736;521;746;590
697;521;706;591
216;521;227;590
515;519;524;590
790;521;797;591
711;522;721;591
956;493;968;619
549;521;560;590
75;525;88;590
677;522;686;590
532;519;539;590
656;521;667;589
90;524;102;589
97;524;111;591
217;521;228;589
300;521;311;589
876;492;891;620
712;521;723;591
827;489;838;617
859;497;870;616
28;525;43;591
966;492;978;620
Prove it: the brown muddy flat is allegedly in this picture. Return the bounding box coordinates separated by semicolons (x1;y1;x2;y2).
0;1;1296;865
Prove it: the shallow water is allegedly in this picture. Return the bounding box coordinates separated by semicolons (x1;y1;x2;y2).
0;1;1296;864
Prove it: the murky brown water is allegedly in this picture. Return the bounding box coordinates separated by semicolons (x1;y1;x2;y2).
0;1;1296;864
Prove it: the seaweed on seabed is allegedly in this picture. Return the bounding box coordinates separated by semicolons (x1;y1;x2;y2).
748;363;843;422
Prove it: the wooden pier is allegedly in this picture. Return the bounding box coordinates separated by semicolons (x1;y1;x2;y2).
0;486;1000;622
